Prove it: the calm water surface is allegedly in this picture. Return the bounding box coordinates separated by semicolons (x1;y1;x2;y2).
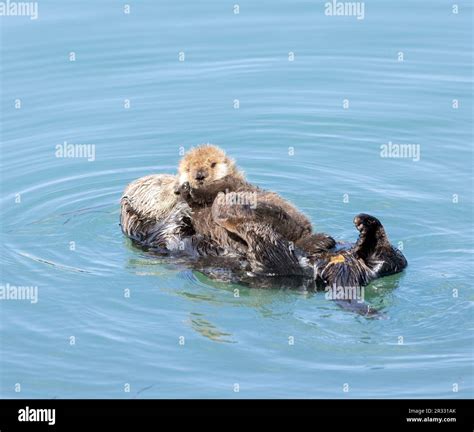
0;0;473;398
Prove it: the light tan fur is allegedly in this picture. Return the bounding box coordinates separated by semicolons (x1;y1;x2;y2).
123;174;180;220
178;144;245;189
120;174;192;249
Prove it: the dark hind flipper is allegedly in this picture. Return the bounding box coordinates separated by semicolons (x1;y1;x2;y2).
312;214;407;315
352;213;387;260
313;215;390;289
352;213;407;277
313;251;372;289
312;251;382;316
211;192;309;277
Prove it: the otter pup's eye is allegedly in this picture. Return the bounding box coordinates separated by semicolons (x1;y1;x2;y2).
210;162;217;168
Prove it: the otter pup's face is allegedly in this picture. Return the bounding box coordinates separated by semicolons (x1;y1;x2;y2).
178;145;236;189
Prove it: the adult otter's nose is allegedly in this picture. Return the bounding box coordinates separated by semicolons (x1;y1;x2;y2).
195;171;207;181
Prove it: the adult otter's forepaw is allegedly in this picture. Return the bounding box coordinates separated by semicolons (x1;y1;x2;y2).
175;181;190;195
175;181;193;203
176;182;210;205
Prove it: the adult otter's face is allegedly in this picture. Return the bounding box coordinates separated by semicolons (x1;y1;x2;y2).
178;144;234;189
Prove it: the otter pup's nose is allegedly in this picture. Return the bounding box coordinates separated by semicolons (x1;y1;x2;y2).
195;171;206;181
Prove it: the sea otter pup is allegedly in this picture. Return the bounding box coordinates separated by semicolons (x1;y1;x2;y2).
175;144;336;260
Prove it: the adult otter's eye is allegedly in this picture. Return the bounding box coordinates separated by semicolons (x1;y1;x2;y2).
210;162;217;168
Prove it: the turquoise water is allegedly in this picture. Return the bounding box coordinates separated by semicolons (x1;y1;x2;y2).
1;0;473;399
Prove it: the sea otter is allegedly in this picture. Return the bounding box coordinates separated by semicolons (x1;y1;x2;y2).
120;173;308;275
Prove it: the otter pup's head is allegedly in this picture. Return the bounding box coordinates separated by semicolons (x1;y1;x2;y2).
178;144;241;189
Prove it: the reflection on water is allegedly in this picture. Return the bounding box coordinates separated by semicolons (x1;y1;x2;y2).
17;251;93;274
189;313;235;344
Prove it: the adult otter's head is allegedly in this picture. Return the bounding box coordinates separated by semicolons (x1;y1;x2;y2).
120;174;194;250
178;144;242;189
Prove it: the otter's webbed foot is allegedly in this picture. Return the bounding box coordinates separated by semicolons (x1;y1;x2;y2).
352;213;385;260
352;213;407;278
